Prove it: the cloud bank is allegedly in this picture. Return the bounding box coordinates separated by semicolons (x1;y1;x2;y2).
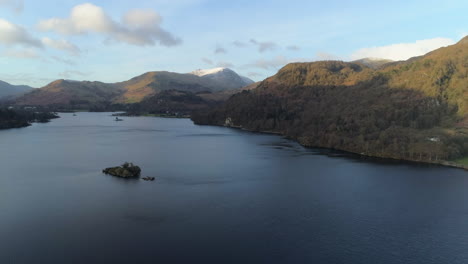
1;48;39;59
0;19;42;48
37;3;181;47
350;37;455;61
0;0;23;14
42;37;80;55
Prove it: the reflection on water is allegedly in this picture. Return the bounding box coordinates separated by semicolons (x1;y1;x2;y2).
1;112;468;264
176;133;231;137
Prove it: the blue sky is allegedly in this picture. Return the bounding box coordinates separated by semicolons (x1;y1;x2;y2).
0;0;467;87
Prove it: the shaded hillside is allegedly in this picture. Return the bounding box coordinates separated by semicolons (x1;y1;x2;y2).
15;80;121;109
122;80;262;116
124;90;221;116
192;37;468;163
0;81;33;100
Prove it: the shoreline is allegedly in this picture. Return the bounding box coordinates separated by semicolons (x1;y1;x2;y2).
112;112;190;119
198;123;468;172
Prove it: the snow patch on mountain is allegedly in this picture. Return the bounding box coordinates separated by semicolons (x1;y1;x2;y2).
191;67;227;77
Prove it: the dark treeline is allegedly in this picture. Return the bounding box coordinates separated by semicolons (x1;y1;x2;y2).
17;90;221;117
119;90;220;116
0;108;59;129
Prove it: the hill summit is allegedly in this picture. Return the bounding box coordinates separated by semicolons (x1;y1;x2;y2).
190;67;254;89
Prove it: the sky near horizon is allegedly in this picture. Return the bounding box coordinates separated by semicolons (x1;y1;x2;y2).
0;0;467;87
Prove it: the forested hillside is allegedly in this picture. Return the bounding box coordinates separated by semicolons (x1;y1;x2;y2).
192;37;468;164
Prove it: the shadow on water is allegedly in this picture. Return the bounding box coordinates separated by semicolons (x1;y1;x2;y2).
257;135;455;171
176;133;231;137
103;174;142;184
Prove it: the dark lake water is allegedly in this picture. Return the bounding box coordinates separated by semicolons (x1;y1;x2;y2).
1;112;468;263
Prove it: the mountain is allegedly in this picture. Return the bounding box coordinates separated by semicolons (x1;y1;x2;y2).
0;81;33;100
124;90;221;117
114;71;235;104
13;68;253;108
192;36;468;165
190;67;254;89
15;80;121;108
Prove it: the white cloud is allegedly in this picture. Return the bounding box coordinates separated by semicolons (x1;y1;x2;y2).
0;0;23;14
216;61;234;68
0;72;52;87
42;37;80;56
214;45;227;54
245;56;312;70
50;55;75;65
232;40;247;47
59;70;88;78
0;19;42;48
1;48;39;59
246;56;288;70
37;3;181;47
350;37;455;61
201;57;213;65
250;39;277;53
315;52;341;61
247;72;261;78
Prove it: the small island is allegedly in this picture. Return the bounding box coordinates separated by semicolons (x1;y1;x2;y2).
103;162;141;178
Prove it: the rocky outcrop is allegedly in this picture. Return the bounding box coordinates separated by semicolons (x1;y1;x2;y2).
103;162;141;178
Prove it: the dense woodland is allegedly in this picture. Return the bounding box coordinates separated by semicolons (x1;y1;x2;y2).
193;38;468;163
0;108;58;129
122;90;220;116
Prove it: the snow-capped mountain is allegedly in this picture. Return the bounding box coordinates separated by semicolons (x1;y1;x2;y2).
191;67;227;77
190;67;254;89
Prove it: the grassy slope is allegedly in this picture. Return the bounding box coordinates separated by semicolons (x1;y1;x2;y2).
455;156;468;166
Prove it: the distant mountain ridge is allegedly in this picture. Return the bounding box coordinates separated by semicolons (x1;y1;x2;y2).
0;81;33;100
13;68;253;107
15;79;120;107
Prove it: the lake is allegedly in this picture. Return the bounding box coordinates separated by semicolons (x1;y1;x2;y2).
1;112;468;264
